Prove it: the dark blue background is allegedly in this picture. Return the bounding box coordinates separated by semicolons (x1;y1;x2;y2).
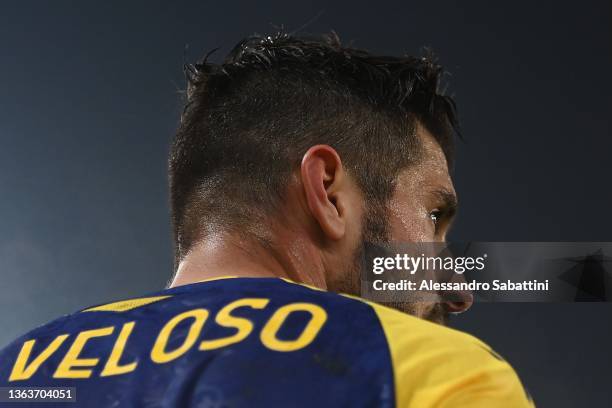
1;1;610;406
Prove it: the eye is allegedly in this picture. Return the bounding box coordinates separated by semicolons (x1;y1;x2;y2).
429;210;442;227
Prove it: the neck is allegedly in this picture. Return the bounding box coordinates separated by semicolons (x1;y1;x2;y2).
168;231;327;289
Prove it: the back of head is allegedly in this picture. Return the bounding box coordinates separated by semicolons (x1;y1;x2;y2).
169;32;458;264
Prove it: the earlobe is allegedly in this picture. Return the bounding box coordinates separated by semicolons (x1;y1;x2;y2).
300;145;346;240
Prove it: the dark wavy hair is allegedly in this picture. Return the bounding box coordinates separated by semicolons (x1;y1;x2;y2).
169;32;459;261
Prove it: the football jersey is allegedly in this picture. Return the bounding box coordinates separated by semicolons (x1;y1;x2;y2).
0;277;533;407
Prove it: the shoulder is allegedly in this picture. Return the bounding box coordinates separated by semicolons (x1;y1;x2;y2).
361;300;533;407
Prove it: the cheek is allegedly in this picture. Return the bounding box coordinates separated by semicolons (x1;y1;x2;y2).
387;204;432;242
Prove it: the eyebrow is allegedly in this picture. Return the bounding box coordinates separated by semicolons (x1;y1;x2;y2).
432;188;458;218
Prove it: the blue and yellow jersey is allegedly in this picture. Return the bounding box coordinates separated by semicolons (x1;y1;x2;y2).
0;277;533;407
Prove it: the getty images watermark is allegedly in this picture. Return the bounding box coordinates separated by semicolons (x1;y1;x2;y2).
371;252;548;292
360;242;612;302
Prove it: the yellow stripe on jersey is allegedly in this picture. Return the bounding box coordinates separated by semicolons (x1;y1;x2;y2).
82;295;172;313
368;302;534;408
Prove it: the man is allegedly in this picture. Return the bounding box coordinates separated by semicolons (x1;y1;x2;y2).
0;33;533;407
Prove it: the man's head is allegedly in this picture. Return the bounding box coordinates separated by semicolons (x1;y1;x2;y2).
169;32;464;322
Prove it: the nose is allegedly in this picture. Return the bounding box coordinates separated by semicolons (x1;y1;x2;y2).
444;289;474;314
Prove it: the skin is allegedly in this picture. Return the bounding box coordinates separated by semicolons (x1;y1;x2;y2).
170;123;472;324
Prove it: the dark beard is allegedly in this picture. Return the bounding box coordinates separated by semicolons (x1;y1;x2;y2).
384;300;449;325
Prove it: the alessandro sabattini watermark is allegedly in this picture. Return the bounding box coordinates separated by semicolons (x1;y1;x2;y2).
360;242;612;302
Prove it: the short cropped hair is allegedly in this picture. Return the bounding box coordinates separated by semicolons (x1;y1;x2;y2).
169;32;459;262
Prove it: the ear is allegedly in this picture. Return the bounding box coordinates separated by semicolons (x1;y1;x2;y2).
300;145;348;240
